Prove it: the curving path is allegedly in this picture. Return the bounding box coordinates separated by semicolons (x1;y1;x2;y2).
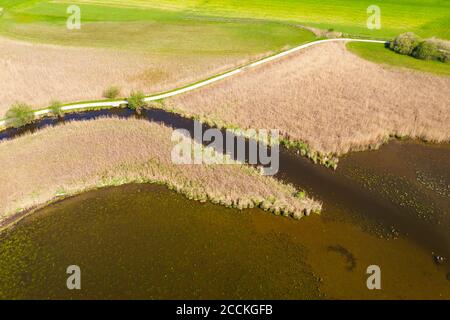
0;38;386;127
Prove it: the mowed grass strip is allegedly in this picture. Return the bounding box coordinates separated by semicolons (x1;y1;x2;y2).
347;42;450;77
167;42;450;157
0;118;320;226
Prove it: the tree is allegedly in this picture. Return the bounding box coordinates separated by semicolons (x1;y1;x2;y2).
127;90;146;113
5;102;35;128
49;100;64;117
390;32;421;55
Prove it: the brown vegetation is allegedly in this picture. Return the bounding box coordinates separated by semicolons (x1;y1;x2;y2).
168;42;450;156
0;118;320;227
0;36;255;116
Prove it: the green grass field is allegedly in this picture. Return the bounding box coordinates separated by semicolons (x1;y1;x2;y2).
0;0;316;55
0;0;448;51
347;42;450;76
145;0;450;39
0;1;448;79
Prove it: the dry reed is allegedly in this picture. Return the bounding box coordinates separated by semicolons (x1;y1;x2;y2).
0;36;254;116
168;42;450;156
0;118;320;226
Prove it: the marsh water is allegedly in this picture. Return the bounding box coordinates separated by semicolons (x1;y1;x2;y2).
0;109;449;299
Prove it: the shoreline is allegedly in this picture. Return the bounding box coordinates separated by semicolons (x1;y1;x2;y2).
0;179;316;234
1;131;447;234
2;104;448;169
0;118;321;233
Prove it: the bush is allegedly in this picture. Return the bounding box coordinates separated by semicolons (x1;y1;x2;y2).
127;90;146;112
441;51;450;63
49;100;63;117
433;39;450;62
103;86;120;99
5;102;35;128
390;32;421;55
412;40;442;61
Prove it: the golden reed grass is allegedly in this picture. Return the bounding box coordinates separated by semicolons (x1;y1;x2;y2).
0;118;320;226
168;42;450;156
0;36;253;116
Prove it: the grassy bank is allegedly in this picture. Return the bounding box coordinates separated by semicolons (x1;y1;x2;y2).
347;42;450;76
0;118;320;229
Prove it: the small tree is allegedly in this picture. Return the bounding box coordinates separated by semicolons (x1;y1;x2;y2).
412;40;444;61
5;102;35;128
49;100;64;117
390;32;421;55
127;90;146;113
103;86;121;99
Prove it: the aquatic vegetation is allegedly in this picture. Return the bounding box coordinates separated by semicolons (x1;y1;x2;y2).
0;118;321;228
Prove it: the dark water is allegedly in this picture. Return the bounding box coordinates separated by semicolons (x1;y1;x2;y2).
0;184;322;300
0;109;449;299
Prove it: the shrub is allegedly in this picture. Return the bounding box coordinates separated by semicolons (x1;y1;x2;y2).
103;86;120;99
49;100;63;117
412;40;442;61
390;32;421;55
127;90;146;112
441;51;450;63
433;39;450;62
5;102;35;128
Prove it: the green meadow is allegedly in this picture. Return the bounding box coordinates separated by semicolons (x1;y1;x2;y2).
347;42;450;76
0;1;447;77
0;1;315;55
145;0;450;39
1;0;448;52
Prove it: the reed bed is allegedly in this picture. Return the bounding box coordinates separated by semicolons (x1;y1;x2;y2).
0;118;320;226
168;42;450;157
0;36;254;116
